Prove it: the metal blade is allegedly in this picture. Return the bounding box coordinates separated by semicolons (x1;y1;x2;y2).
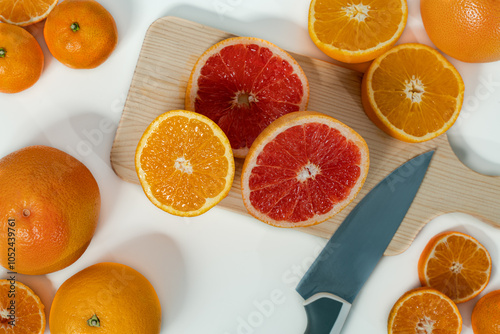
296;150;435;303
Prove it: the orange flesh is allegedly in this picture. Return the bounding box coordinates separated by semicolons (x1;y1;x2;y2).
139;115;230;212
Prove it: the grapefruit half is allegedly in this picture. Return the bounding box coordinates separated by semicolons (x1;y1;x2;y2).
185;37;309;158
241;111;369;228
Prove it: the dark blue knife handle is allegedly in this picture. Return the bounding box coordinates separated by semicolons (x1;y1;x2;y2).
303;293;352;334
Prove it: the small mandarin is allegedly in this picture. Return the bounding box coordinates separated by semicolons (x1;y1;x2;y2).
0;23;44;94
43;0;118;69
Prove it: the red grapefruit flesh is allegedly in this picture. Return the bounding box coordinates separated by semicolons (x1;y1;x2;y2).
185;37;309;158
241;111;369;228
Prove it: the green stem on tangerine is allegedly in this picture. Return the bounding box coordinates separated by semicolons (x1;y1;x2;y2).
70;22;80;32
0;48;6;58
87;314;100;327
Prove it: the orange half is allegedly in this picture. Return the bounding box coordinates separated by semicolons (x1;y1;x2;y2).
308;0;408;63
0;280;46;333
362;43;464;142
418;231;492;304
388;287;462;334
135;110;235;217
0;0;59;26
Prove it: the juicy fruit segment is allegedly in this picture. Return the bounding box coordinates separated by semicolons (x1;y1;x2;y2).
418;231;492;304
308;0;408;63
49;262;161;333
242;111;369;228
0;0;58;26
362;43;464;142
0;23;44;94
185;37;309;158
135;110;235;217
0;280;46;334
43;0;118;69
0;145;100;275
421;0;500;63
472;289;500;334
388;287;462;334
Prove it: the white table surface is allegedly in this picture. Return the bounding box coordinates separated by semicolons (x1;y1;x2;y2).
1;0;500;333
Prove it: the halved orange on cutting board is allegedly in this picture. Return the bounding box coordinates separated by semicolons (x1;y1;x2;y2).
185;36;309;158
308;0;408;63
241;111;369;228
135;110;235;217
361;43;464;142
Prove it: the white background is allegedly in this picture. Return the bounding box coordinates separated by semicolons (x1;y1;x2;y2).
1;0;500;333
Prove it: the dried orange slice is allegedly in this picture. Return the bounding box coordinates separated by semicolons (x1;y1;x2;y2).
0;0;58;26
361;43;464;142
308;0;408;63
418;231;492;304
241;111;369;228
185;36;309;158
388;287;462;334
0;280;46;333
135;110;235;217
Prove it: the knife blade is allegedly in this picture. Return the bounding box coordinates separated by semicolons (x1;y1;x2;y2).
296;150;435;334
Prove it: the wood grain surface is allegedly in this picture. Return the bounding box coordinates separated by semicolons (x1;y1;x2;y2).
110;16;500;255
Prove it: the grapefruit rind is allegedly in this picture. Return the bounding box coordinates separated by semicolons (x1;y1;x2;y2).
135;110;235;217
241;111;369;228
185;36;310;158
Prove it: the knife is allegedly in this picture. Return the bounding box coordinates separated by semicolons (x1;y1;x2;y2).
296;150;435;334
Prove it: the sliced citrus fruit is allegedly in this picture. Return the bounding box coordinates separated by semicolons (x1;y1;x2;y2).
0;0;58;26
388;287;462;334
308;0;408;63
241;111;369;228
361;43;464;142
0;280;46;333
185;36;309;158
418;231;492;304
135;110;235;217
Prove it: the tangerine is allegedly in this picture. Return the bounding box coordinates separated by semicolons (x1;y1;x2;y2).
49;262;162;333
43;0;118;69
471;289;500;334
0;23;44;94
0;0;58;26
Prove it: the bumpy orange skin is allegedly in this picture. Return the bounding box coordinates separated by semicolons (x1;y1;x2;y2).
0;23;44;93
421;0;500;63
0;145;100;275
49;262;162;334
43;0;118;69
472;290;500;334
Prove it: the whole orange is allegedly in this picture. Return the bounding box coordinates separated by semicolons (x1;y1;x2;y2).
43;0;118;69
49;262;162;333
0;145;100;275
0;23;44;93
471;289;500;334
420;0;500;63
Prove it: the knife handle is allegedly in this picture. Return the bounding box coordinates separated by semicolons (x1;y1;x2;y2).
303;293;352;334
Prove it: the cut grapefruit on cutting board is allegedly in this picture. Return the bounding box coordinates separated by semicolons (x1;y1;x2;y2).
110;16;500;256
185;36;309;158
241;111;369;227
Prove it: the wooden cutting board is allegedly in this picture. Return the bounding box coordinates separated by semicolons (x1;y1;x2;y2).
110;16;500;256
